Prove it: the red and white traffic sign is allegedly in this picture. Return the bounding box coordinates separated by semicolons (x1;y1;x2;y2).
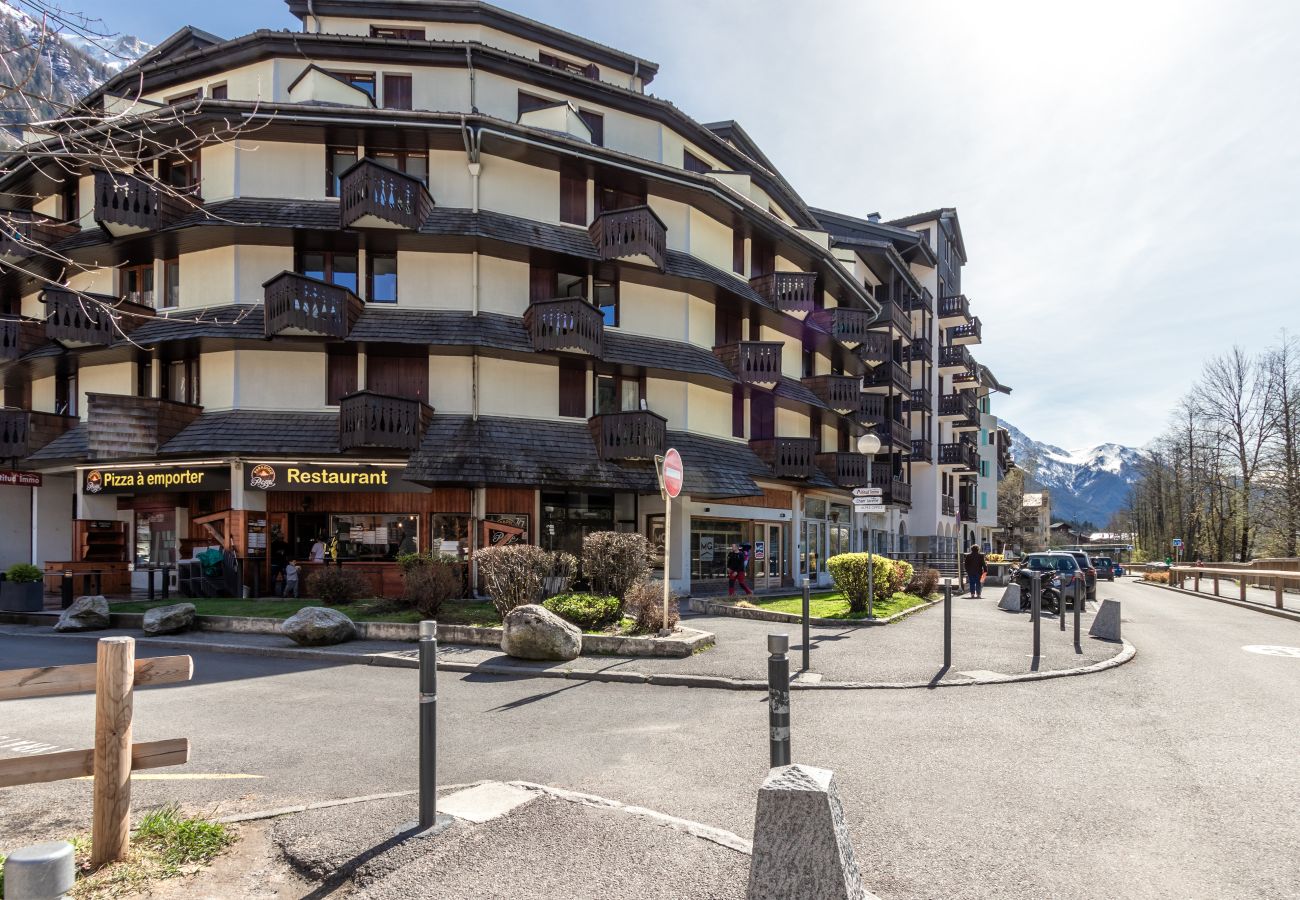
661;448;684;498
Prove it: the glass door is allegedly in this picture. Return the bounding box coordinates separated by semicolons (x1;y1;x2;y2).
753;524;784;591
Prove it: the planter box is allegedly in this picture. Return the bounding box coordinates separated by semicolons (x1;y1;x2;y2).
0;581;45;612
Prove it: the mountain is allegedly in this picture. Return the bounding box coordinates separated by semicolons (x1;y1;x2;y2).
0;1;151;134
1003;422;1142;528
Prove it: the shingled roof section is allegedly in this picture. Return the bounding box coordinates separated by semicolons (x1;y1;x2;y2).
124;305;266;345
26;422;89;462
348;309;532;352
420;208;599;258
159;410;340;456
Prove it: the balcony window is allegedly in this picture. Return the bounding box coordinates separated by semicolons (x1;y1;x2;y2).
209;83;227;100
297;251;358;294
121;262;154;307
595;374;641;415
162;358;199;405
55;373;76;416
372;149;427;185
593;278;617;327
326;146;358;198
160;155;200;193
382;74;413;110
367;253;398;303
331;71;376;100
371;25;425;39
162;258;179;308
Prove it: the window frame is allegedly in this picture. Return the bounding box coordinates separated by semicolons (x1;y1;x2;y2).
370;25;425;40
295;250;360;294
329;71;377;101
326;145;359;198
208;82;228;100
592;276;618;327
683;148;711;174
366;252;398;304
120;261;155;307
161;258;179;309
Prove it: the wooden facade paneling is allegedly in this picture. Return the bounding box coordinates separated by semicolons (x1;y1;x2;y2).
84;394;203;460
722;488;793;510
265;487;473;515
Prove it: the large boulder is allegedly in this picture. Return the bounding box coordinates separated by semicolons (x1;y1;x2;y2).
54;595;110;632
142;602;196;636
281;606;356;646
501;604;581;661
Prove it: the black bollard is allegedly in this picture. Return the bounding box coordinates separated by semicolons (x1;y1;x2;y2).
943;578;952;668
1074;577;1082;650
1031;574;1041;661
161;565;170;600
767;633;791;768
61;571;73;609
801;579;811;673
1060;576;1067;631
147;567;156;602
413;620;452;836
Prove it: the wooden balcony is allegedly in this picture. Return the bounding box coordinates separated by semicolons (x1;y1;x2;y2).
41;286;153;347
85;394;203;460
942;495;956;517
858;393;886;424
949;315;981;345
338;158;434;231
905;336;932;364
589;205;667;271
93;170;194;236
938;344;974;373
872;418;911;450
750;437;817;479
750;271;817;319
870;470;911;507
910;438;933;465
263;271;365;339
862;361;909;394
714;341;783;389
0;409;77;459
815;451;871;488
855;330;891;365
938;293;971;324
589;409;667;461
939;392;980;429
802;374;860;414
0;212;78;261
0;317;47;362
938;440;979;472
961;499;978;521
872;299;910;335
525;297;604;356
339;391;433;452
810;307;878;351
910;386;932;412
906;287;933;314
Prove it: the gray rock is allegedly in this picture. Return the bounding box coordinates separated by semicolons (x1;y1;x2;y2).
1089;598;1122;641
500;604;581;661
54;595;110;632
281;606;356;646
142;602;196;635
998;584;1022;611
747;764;876;900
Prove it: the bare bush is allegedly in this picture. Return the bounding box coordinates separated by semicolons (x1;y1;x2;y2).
582;531;649;602
477;544;575;617
624;578;680;634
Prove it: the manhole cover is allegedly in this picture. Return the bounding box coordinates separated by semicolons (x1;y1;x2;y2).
1242;645;1300;658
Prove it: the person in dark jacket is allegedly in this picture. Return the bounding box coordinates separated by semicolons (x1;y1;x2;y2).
727;543;753;596
964;545;987;598
270;533;290;598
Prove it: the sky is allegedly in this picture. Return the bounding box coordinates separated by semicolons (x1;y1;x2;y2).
74;0;1300;451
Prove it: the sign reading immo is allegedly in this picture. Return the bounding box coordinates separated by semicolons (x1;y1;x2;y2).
82;466;230;494
246;463;425;493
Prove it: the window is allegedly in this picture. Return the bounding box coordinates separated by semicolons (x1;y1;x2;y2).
162;258;179;308
683;148;711;174
518;91;555;118
371;25;425;39
429;514;471;562
732;386;744;438
367;253;398;303
330;71;376;100
539;51;598;80
371;149;427;185
136;358;152;398
165;89;201;105
59;177;78;224
327;346;358;404
162;358;199;405
577;110;603;147
382;74;412;110
297;251;359;293
980;461;989;478
595;374;641;414
135;509;177;567
121;262;154;306
55;372;76;416
981;491;988;510
326;146;358;197
560;161;586;226
330;513;419;560
593;278;617;326
209;83;228;100
558;361;586;417
159;154;200;193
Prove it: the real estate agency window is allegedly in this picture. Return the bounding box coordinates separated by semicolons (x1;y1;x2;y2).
372;149;428;185
297;250;358;293
367;253;398;303
121;261;154;306
326;146;358;197
381;73;413;111
162;258;179;308
594;372;641;415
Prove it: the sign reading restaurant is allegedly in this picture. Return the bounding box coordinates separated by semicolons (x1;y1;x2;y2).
245;463;427;493
82;466;231;494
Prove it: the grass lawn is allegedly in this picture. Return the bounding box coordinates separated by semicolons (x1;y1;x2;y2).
734;590;933;620
109;598;502;627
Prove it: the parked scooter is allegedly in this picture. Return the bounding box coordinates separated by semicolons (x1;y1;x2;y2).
1011;566;1063;615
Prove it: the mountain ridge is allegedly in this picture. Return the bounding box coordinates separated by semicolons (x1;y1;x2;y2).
1004;422;1142;527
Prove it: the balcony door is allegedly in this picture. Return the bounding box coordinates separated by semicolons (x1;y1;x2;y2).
367;347;428;403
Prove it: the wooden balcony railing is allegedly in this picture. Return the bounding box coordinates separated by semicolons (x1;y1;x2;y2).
938;293;971;322
810;307;877;351
525;297;604;356
0;317;46;362
750;271;817;318
815;451;871;488
855;330;891;364
939;441;980;472
263;271;365;339
0;212;78;260
0;409;77;459
589;205;667;271
939;392;979;426
863;361;909;394
93;170;194;235
910;387;933;412
339;391;433;452
939;344;973;371
906;287;933;314
949;316;981;345
589;410;667;461
858;393;886;424
868;469;911;506
942;495;957;517
85;394;203;460
872;418;911;449
910;438;933;464
749;437;817;479
714;341;783;388
802;374;860;414
906;336;932;364
41;286;153;346
872;299;910;335
338;158;434;231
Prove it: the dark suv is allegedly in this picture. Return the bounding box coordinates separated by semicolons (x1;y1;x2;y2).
1092;557;1115;581
1064;550;1097;600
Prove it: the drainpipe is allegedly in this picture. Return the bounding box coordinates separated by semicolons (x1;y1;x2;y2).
466;47;477;112
472;353;479;422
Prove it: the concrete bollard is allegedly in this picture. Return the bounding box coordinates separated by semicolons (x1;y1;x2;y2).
747;765;875;900
2;840;75;900
998;583;1021;611
1089;599;1122;642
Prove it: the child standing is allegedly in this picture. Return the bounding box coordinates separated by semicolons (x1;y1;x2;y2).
284;560;301;599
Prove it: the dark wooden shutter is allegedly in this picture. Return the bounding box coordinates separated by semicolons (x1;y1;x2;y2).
751;392;775;441
751;239;774;278
367;348;428;403
715;308;742;346
683;148;710;173
560;162;587;226
327;346;358;404
530;262;557;303
732;386;745;438
518;91;552;117
578;110;604;147
558;361;586;418
383;75;413;110
732;230;745;275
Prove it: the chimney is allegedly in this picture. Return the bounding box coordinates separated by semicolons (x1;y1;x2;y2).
867;212;881;223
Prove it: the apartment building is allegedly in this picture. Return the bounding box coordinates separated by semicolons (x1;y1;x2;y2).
0;0;1007;594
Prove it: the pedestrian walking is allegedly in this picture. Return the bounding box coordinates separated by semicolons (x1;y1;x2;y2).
726;543;753;596
964;545;987;598
270;531;290;597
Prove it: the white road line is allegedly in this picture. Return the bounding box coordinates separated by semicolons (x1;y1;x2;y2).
0;734;68;755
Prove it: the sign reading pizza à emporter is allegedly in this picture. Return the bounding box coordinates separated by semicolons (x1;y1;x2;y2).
245;462;428;493
82;466;231;494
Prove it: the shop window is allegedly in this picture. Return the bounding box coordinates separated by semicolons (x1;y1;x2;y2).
541;492;615;557
429;514;471;562
371;25;426;39
54;372;76;416
367;348;428;402
558;360;586;418
162;358;199;405
382;74;413;110
560;161;587;226
326;146;358;197
367;253;398;303
690;519;746;582
330;71;376;100
209;83;228;100
135;509;177;566
162;258;179;308
297;250;359;294
593;278;617;326
372;149;427;185
732;385;744;438
595;374;641;415
683;148;711;174
327;345;358;404
330;513;419;561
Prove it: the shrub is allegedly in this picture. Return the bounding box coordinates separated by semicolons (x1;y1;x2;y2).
986;553;1005;563
581;532;650;602
398;552;463;618
543;592;621;631
307;567;369;605
5;563;42;584
624;578;680;633
1142;570;1170;584
826;553;912;613
905;567;941;598
546;550;579;596
477;544;576;617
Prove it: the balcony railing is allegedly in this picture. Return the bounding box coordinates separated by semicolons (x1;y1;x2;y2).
871;299;910;335
938;293;971;323
939;441;980;472
910;438;933;464
589;205;667;271
906;287;933;314
938;392;979;427
714;341;783;388
0;212;78;260
942;495;956;516
858;393;886;424
815;451;871;488
0;317;46;362
750;437;817;479
338;158;435;231
855;330;891;365
802;374;860;414
41;286;153;346
525;297;605;356
263;271;365;339
939;344;974;371
863;361;909;394
869;469;912;506
949;316;981;345
960;500;978;521
0;409;77;459
810;307;877;351
906;336;932;364
872;418;911;449
910;387;933;412
750;271;817;318
93;170;194;236
339;391;433;452
589;409;667;461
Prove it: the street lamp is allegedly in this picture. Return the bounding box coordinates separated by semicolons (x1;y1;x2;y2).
856;432;882;619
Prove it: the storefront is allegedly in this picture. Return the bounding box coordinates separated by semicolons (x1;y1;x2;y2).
680;488;795;594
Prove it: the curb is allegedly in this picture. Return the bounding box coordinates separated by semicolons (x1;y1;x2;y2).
687;596;942;627
1132;580;1300;623
0;625;1136;691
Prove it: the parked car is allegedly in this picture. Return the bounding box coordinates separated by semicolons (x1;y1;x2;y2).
1092;557;1115;581
1063;550;1097;601
1013;553;1085;610
1113;563;1126;577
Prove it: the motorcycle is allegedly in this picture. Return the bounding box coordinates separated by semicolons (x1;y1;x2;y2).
1011;566;1063;615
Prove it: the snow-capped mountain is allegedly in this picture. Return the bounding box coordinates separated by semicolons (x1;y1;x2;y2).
1004;423;1142;527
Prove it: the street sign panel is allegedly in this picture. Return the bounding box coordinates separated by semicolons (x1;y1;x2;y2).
1172;538;1183;547
661;448;684;499
851;487;883;497
853;496;883;506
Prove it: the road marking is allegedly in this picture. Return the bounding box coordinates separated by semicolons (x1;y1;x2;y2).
71;773;265;781
1242;645;1300;658
0;735;67;755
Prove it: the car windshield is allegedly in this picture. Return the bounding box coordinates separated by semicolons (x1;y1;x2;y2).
1095;558;1111;566
1025;555;1077;573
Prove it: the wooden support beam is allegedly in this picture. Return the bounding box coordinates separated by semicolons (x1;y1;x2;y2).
93;636;134;867
0;655;193;702
0;738;190;788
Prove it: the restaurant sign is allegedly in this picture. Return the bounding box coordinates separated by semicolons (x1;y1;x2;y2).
0;470;42;487
245;462;428;493
82;466;231;494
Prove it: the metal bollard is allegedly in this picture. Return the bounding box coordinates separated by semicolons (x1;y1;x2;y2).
161;565;170;600
1074;578;1082;650
1031;573;1041;660
801;579;811;673
408;620;453;837
61;571;73;609
767;633;791;768
147;567;156;602
943;578;952;668
3;839;75;900
1060;576;1068;631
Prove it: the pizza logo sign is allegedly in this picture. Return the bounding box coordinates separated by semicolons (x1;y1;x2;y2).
249;464;277;490
85;470;103;494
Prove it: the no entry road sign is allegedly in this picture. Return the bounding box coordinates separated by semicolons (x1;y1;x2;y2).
661;448;684;499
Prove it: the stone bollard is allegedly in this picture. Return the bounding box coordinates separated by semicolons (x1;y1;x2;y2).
1089;599;1122;642
998;584;1021;611
746;765;877;900
2;840;75;899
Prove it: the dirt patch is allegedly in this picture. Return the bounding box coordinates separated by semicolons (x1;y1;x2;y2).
124;821;311;900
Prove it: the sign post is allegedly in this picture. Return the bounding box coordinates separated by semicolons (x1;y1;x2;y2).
853;489;886;620
656;448;684;637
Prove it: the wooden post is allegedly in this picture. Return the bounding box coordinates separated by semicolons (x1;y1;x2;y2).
1276;578;1284;610
1213;575;1219;596
92;636;135;867
1240;577;1247;602
1194;573;1200;593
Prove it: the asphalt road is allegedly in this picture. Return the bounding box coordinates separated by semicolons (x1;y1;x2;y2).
2;579;1297;899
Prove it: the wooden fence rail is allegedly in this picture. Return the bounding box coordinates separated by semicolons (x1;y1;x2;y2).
1169;566;1291;609
0;637;192;866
